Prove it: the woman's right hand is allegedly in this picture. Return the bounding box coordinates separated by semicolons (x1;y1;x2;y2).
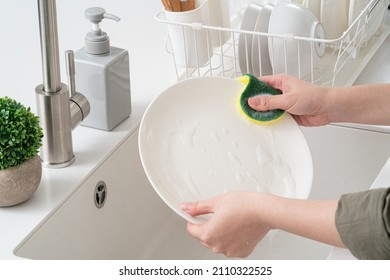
248;74;332;126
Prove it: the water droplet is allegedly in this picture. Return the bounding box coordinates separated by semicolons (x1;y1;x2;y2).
255;146;271;168
222;128;229;135
228;152;242;166
232;140;239;149
210;130;220;143
246;171;260;186
177;120;199;147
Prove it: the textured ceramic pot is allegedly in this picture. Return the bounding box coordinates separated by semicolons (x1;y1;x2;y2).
0;155;42;207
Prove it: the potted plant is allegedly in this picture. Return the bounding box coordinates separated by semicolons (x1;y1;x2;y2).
0;96;43;207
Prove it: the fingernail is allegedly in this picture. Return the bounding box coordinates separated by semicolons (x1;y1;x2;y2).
180;202;190;211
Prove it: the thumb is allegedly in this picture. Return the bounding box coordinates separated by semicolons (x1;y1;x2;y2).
248;94;287;112
182;200;214;242
181;199;215;217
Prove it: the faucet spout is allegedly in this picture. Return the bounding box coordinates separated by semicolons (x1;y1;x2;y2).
37;0;61;93
36;0;90;168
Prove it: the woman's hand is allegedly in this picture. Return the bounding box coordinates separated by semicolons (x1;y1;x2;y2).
182;191;344;258
181;192;272;258
248;74;331;126
249;74;390;126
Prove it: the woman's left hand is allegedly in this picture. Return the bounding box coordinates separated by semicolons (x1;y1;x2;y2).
181;192;271;258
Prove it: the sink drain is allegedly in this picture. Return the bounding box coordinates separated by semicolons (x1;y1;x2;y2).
94;181;107;209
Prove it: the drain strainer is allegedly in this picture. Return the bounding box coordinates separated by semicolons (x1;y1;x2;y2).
94;181;107;209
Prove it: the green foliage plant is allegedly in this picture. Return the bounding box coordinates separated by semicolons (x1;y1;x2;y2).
0;97;43;170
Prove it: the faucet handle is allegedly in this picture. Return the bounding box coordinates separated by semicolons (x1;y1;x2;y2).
64;50;91;129
65;50;76;98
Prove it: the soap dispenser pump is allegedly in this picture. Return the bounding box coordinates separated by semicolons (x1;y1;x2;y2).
75;7;131;131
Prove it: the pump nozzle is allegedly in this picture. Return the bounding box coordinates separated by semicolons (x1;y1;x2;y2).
83;7;121;55
103;13;120;22
85;7;120;24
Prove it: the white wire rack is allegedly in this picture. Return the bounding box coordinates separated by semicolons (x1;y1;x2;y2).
156;0;390;86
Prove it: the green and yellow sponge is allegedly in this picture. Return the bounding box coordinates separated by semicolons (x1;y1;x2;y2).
237;74;285;125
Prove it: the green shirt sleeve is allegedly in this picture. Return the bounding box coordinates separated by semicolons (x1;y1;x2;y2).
335;187;390;260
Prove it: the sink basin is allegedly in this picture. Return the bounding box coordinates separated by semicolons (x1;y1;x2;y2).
14;127;329;260
14;128;211;259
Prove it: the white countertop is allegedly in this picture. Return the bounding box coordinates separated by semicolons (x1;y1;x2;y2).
0;0;175;259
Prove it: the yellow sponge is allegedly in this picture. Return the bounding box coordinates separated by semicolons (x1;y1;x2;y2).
237;74;285;125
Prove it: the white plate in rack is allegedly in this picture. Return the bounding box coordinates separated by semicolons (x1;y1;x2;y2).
139;76;313;224
251;3;274;77
321;0;349;39
304;0;321;20
348;0;370;28
268;1;325;78
238;3;263;75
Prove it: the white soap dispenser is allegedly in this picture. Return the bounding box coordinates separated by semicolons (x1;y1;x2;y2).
75;7;131;131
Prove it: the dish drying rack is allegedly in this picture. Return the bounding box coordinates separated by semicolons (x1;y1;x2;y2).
156;0;390;86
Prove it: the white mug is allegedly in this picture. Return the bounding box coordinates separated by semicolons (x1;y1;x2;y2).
164;0;212;68
208;0;231;47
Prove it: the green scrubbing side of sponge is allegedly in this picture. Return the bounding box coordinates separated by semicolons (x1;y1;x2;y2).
238;74;285;125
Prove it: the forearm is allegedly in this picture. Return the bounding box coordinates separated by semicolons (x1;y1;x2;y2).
256;193;345;248
327;84;390;125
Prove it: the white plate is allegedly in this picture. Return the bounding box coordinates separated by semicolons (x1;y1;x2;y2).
349;0;386;40
268;1;325;78
304;0;321;20
251;3;274;77
366;0;387;37
139;77;313;224
238;3;263;75
321;0;349;39
348;0;370;27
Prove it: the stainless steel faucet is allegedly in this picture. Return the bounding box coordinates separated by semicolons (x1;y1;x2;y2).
35;0;90;168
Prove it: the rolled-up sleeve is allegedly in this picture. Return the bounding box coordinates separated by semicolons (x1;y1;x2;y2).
335;187;390;259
